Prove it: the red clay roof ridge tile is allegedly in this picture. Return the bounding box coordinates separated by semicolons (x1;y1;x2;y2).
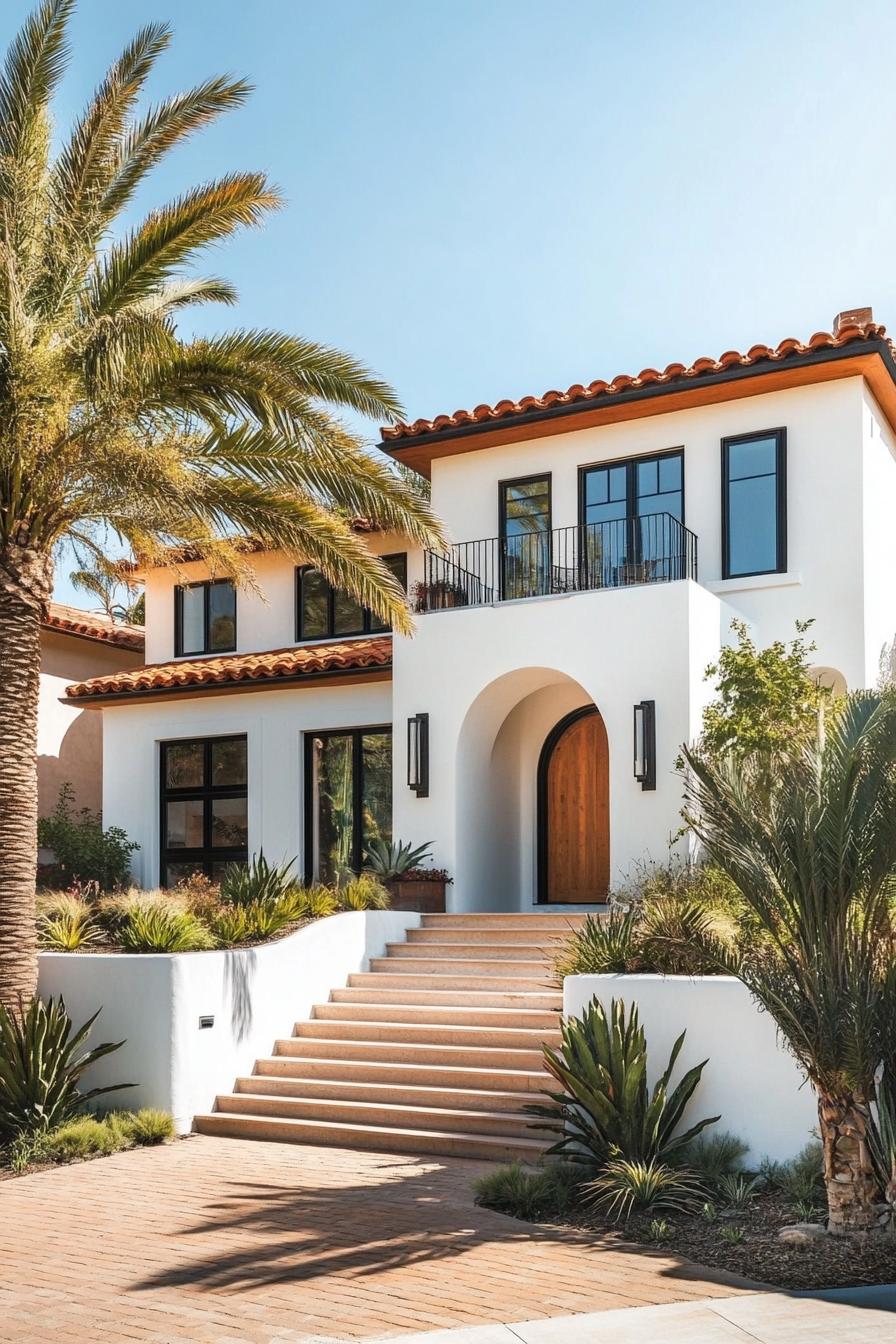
43;602;145;651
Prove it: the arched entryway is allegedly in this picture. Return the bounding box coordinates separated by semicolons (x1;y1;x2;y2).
537;705;609;903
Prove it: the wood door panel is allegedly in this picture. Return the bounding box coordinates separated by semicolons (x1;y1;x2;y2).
544;709;609;902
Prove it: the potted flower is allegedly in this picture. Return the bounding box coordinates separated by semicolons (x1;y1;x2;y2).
412;579;470;612
365;839;453;912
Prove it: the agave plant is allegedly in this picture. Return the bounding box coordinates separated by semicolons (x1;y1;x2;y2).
219;855;298;908
528;997;718;1166
0;996;131;1139
364;838;433;880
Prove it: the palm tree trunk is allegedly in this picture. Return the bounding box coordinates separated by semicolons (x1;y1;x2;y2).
819;1091;882;1235
0;542;54;1011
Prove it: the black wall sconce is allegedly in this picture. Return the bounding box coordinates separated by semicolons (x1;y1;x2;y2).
407;713;429;797
633;700;656;791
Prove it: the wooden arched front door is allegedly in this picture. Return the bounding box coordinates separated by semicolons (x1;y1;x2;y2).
538;706;609;902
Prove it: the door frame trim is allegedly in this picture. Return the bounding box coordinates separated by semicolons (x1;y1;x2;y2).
536;703;604;904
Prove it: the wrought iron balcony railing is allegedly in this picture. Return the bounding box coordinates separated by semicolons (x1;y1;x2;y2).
415;512;698;612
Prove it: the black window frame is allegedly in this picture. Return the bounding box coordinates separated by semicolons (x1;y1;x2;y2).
174;579;237;657
303;725;393;883
577;447;685;528
295;553;408;641
721;428;787;580
498;473;553;600
159;734;248;886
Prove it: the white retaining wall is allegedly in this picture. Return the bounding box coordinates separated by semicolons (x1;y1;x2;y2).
564;974;818;1163
38;910;419;1133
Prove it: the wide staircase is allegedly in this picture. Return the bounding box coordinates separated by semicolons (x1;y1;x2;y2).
194;912;588;1161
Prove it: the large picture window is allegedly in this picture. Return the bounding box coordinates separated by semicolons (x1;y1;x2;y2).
160;735;248;885
174;580;236;657
304;728;392;884
722;429;786;578
296;554;407;641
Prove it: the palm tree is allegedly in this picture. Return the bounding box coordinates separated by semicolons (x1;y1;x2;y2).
681;693;896;1236
0;1;442;1008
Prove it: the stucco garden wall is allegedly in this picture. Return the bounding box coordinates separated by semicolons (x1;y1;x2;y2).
564;974;818;1163
38;910;419;1133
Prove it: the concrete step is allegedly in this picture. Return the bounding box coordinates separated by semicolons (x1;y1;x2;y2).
406;927;570;947
212;1092;550;1139
234;1074;540;1113
330;985;562;1010
252;1055;549;1093
353;970;556;990
383;941;554;962
369;958;551;980
193;1111;547;1162
421;913;593;927
293;1019;562;1050
313;1002;560;1029
273;1036;546;1069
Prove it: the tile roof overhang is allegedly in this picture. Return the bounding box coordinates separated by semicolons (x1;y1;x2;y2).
64;635;392;707
380;322;896;477
43;602;145;652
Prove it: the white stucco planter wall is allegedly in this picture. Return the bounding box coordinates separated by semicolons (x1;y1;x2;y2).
38;910;419;1133
564;974;818;1163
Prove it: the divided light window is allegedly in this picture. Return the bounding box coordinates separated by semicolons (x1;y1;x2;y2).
160;735;248;886
174;580;236;657
722;429;787;579
296;553;407;641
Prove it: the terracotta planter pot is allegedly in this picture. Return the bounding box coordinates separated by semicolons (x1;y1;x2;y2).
386;879;448;913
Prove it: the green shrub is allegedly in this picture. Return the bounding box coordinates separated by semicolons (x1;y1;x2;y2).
219;854;297;907
4;1128;54;1174
37;783;138;889
647;1217;672;1243
365;838;433;880
0;997;131;1140
584;1157;705;1222
38;905;101;951
114;1108;175;1145
715;1172;761;1210
46;1115;131;1160
119;904;215;953
769;1141;825;1204
552;909;638;979
207;904;252;945
303;887;339;918
338;874;391;911
684;1132;749;1185
636;897;723;975
473;1162;584;1221
530;997;719;1166
719;1225;745;1245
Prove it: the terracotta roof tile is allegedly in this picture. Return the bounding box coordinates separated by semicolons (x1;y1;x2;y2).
381;318;893;445
43;602;145;652
65;635;392;702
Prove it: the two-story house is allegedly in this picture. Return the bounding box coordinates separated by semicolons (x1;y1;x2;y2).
65;308;896;912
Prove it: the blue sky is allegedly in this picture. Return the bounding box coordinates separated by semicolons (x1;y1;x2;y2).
4;0;896;604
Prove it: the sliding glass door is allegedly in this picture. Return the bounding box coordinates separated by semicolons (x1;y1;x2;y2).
304;728;392;884
580;450;684;583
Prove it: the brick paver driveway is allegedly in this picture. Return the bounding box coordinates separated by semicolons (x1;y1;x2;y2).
0;1136;756;1342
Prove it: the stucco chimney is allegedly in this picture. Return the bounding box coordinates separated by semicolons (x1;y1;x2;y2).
833;306;873;333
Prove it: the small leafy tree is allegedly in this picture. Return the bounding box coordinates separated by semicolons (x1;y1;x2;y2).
698;618;824;764
37;784;138;890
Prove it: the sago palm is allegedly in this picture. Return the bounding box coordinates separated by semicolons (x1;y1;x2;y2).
681;692;896;1235
0;1;443;1007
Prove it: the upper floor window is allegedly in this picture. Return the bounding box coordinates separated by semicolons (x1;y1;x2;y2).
722;429;786;578
580;449;683;528
296;553;407;641
174;580;236;657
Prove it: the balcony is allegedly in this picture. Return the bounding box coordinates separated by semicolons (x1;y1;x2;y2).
415;512;698;612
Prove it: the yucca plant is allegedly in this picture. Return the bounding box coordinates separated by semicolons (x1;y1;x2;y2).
715;1172;761;1211
0;996;131;1139
364;838;433;880
118;904;214;953
0;1;443;1008
552;909;638;980
529;997;718;1165
681;691;896;1234
584;1157;705;1222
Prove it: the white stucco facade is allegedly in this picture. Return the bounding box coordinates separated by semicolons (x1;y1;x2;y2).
83;344;896;909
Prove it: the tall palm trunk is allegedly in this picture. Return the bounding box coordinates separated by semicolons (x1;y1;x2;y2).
819;1092;882;1235
0;543;53;1010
